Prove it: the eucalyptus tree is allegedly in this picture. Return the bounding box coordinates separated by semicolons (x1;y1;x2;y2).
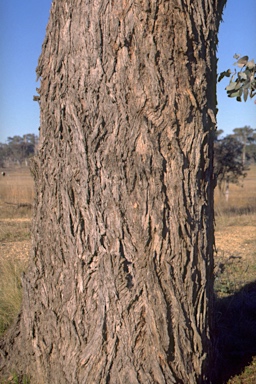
0;0;227;383
232;126;256;164
214;135;247;194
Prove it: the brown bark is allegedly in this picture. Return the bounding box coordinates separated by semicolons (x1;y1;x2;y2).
0;0;227;382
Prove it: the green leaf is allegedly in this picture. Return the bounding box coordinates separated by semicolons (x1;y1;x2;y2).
231;73;237;82
235;55;249;68
221;55;256;103
226;81;237;91
238;72;247;80
227;89;241;98
218;69;231;82
246;59;255;69
244;69;251;79
243;87;249;102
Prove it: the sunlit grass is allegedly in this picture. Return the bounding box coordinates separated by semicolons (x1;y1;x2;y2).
0;168;34;220
215;165;256;228
0;168;32;337
214;164;256;383
0;165;255;382
0;257;26;336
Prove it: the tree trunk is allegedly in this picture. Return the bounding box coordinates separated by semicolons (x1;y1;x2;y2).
0;0;226;382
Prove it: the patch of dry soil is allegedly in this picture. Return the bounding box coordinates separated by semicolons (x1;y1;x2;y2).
215;225;256;262
0;217;31;262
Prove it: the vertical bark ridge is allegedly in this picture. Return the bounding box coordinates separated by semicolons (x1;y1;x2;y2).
0;0;227;382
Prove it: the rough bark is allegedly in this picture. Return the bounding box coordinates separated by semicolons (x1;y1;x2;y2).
0;0;227;383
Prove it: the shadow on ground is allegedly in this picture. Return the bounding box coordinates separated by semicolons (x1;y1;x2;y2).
213;281;256;383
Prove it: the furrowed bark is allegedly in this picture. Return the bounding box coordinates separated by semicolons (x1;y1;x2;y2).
0;0;227;382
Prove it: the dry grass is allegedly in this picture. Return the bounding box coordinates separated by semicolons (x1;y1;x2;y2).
0;165;256;383
0;168;34;220
0;168;32;382
0;257;26;335
214;164;256;383
215;164;256;228
0;167;32;337
214;165;256;296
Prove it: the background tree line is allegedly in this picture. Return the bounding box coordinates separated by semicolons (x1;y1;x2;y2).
214;125;256;194
0;134;38;168
1;127;255;183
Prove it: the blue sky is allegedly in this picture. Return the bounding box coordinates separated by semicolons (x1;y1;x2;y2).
0;1;52;143
0;0;255;143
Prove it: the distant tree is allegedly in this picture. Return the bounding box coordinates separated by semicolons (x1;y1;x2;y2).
2;134;38;165
23;133;38;146
214;129;224;141
231;126;256;164
246;143;256;162
6;136;24;164
0;144;8;167
218;57;256;166
214;135;247;196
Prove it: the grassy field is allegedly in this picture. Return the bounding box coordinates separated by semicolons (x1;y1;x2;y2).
0;165;255;383
213;165;256;383
215;165;256;297
0;168;33;339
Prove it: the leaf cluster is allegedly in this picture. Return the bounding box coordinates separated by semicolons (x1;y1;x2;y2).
218;54;256;102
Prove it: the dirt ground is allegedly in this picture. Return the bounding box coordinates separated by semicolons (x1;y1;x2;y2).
0;216;31;262
215;224;256;262
214;221;256;296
